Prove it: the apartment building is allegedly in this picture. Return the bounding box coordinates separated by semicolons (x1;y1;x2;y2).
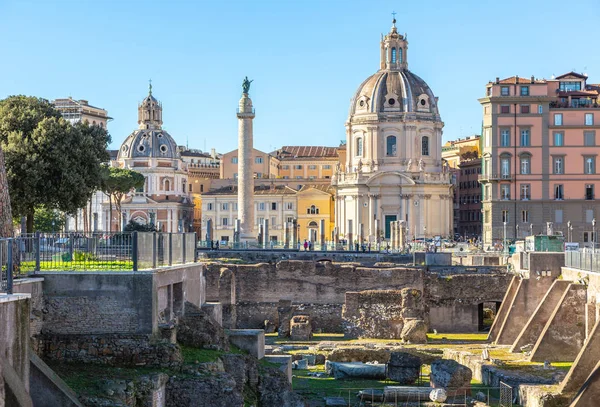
480;72;600;247
52;97;111;128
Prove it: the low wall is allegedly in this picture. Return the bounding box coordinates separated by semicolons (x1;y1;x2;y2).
0;294;31;393
38;264;205;336
12;278;44;338
35;333;181;368
39;272;155;335
199;249;413;265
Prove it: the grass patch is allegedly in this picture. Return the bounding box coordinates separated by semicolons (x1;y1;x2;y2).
426;332;489;342
21;260;133;271
180;344;245;364
49;363;169;398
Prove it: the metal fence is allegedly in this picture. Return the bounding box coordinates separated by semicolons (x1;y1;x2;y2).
292;385;508;406
499;381;513;407
1;232;197;294
565;249;600;272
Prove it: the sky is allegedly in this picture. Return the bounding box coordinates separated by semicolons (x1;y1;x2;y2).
1;0;599;154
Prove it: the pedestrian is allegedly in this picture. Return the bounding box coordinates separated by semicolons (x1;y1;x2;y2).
304;240;308;251
210;240;214;250
215;241;219;250
368;242;371;252
308;241;312;251
355;242;359;252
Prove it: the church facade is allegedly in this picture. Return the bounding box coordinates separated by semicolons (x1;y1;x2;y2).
110;85;193;232
332;19;453;243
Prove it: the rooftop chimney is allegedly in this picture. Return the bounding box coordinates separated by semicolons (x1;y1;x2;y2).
531;75;535;83
496;77;500;84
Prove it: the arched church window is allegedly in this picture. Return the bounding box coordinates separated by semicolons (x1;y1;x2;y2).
422;136;430;156
165;179;171;191
398;48;403;63
391;48;397;63
356;137;363;157
386;136;397;156
307;205;319;215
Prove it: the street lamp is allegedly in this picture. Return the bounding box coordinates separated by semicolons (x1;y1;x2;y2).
567;221;572;242
503;221;507;256
593;218;597;250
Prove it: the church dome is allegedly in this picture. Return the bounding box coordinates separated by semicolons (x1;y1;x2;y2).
117;83;179;160
349;70;439;116
118;128;179;160
348;18;440;120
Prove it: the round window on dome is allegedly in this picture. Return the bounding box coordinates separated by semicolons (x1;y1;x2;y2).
138;145;145;152
160;145;168;153
420;99;426;106
388;98;396;105
122;145;128;152
359;100;365;107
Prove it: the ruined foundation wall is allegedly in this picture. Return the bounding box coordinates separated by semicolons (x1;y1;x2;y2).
205;261;511;333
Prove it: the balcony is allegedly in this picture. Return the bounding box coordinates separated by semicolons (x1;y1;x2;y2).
478;173;512;182
550;101;600;109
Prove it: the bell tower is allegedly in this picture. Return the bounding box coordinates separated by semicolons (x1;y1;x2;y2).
380;14;408;71
138;80;163;130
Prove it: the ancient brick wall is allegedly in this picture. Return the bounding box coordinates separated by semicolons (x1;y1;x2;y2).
35;334;181;368
38;265;206;337
39;273;154;335
204;261;511;333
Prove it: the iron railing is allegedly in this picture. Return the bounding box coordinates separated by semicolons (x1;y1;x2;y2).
0;232;197;294
565;249;600;272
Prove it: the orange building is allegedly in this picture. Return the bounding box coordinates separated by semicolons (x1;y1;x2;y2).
480;72;600;247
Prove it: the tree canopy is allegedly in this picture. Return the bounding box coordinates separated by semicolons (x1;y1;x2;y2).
0;96;111;232
33;206;66;232
100;166;145;231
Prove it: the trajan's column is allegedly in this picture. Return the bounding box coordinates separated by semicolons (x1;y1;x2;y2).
237;77;255;241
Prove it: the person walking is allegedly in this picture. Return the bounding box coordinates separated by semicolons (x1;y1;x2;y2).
303;240;308;251
308;241;313;251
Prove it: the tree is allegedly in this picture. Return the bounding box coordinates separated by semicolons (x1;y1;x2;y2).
100;166;145;232
33;206;66;232
0;145;13;238
0;96;111;232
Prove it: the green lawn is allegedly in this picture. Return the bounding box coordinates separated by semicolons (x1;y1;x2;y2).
21;260;133;271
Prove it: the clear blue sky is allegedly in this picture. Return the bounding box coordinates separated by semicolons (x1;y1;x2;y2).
1;0;599;154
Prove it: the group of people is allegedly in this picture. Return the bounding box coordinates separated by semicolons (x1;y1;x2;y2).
209;240;220;250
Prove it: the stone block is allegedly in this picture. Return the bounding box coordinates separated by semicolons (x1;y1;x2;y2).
400;319;427;344
226;329;265;359
292;359;308;370
264;355;292;384
430;359;472;390
387;352;421;384
201;302;222;327
327;362;387;380
289;315;312;341
277;300;293;338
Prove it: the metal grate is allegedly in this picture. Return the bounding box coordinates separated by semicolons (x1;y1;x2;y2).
499;381;513;407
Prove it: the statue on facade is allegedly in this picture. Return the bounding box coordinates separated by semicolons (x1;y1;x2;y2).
418;158;425;172
335;162;341;174
357;159;363;173
405;159;412;172
242;76;253;94
369;159;375;172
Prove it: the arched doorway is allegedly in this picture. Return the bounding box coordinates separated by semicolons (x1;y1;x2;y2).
308;221;318;242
